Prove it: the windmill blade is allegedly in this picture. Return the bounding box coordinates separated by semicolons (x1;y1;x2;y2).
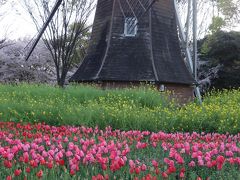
119;0;157;19
25;0;63;61
119;0;158;34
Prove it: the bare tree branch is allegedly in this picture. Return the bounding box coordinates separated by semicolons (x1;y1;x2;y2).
23;0;95;87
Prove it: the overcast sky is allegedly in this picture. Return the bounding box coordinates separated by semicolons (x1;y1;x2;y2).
0;0;239;40
0;0;96;40
0;1;39;39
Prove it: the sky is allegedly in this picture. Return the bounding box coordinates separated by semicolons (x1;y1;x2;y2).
0;1;38;39
0;0;239;40
0;0;96;40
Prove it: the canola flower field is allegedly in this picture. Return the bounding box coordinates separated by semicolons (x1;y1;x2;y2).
0;84;240;134
0;84;239;134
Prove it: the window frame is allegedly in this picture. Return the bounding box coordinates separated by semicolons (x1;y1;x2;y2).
124;17;138;37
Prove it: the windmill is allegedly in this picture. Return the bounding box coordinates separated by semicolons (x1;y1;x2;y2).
26;0;202;103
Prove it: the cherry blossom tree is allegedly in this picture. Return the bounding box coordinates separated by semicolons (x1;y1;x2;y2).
0;38;56;83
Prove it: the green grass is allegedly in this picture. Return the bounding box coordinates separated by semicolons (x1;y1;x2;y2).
0;83;239;134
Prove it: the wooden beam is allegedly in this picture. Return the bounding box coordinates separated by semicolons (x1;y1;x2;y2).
25;0;63;61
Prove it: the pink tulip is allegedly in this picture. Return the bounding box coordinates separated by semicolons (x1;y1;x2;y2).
141;164;147;171
66;151;73;157
7;153;14;161
152;160;158;168
188;161;196;167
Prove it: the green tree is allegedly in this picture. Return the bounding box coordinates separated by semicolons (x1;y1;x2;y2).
68;22;91;68
199;31;240;89
209;16;226;34
209;0;239;33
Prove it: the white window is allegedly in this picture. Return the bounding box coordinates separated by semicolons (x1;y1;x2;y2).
159;84;165;92
124;17;138;37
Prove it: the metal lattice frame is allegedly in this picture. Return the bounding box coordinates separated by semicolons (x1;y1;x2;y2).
174;0;202;103
118;0;157;34
25;0;63;62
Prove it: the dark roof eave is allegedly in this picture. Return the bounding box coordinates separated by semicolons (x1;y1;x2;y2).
69;79;196;86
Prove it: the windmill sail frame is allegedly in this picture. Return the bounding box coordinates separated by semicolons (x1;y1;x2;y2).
25;0;63;61
118;0;158;35
173;0;202;103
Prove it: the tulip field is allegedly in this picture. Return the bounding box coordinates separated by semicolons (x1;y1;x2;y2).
0;122;239;180
0;84;240;179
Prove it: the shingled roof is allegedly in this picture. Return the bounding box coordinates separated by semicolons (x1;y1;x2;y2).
70;0;195;85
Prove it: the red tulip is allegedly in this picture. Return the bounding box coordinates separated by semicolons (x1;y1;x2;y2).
152;160;158;168
26;167;31;173
162;172;168;178
70;169;75;176
167;166;176;174
135;166;141;174
4;160;12;169
141;164;147;171
6;176;12;180
216;155;225;170
129;168;135;174
58;159;65;166
36;170;43;179
180;171;185;178
104;174;109;180
155;168;160;175
14;169;22;176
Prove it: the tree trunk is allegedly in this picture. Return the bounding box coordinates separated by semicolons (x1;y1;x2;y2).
58;78;65;88
56;66;64;87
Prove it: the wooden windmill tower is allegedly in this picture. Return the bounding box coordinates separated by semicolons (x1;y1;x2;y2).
26;0;202;103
